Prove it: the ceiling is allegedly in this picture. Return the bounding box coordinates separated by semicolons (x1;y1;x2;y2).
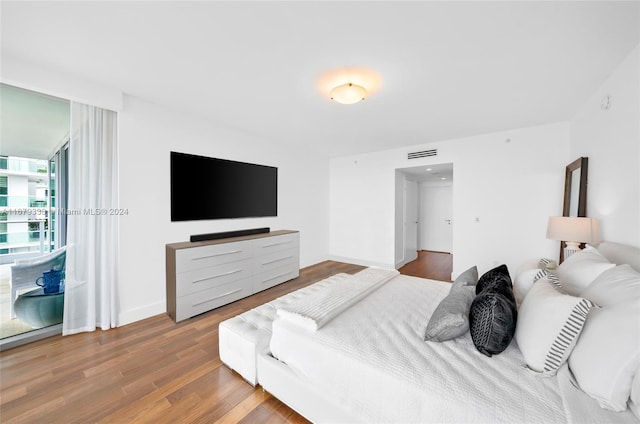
0;84;70;159
401;163;453;184
1;1;638;158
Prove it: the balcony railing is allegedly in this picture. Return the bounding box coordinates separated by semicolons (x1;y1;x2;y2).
0;219;51;265
0;157;48;174
0;195;49;209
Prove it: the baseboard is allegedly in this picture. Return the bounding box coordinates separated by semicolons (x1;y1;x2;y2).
420;249;452;255
118;301;165;327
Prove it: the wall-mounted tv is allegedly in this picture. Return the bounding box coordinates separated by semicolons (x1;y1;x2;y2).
171;151;278;221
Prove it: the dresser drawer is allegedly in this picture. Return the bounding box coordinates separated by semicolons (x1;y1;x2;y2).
175;240;253;271
176;259;253;297
175;277;253;322
253;233;299;256
253;265;299;293
254;247;299;274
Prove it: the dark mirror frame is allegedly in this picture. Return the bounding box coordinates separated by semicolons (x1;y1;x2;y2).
560;157;588;262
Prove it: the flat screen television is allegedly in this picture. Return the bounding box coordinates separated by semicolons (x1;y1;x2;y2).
170;151;277;221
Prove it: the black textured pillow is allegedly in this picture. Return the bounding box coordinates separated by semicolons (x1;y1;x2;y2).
470;264;518;357
476;264;512;295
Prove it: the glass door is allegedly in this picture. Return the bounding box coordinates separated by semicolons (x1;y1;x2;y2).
0;84;70;348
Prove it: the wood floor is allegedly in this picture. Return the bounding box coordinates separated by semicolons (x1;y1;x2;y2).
0;256;447;424
0;261;365;424
399;250;453;282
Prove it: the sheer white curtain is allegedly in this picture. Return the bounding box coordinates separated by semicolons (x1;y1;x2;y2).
63;102;118;335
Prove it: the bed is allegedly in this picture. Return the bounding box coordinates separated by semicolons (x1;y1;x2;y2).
220;241;640;423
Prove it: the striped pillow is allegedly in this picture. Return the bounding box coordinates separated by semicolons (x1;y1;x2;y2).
515;277;594;374
533;258;559;284
538;258;556;270
545;272;564;291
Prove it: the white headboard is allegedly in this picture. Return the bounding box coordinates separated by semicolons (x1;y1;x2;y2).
596;242;640;272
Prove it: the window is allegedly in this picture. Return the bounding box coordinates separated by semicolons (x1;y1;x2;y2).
0;176;6;207
0;213;6;244
50;144;68;249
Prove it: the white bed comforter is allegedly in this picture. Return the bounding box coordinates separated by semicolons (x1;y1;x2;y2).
270;274;638;423
277;267;398;331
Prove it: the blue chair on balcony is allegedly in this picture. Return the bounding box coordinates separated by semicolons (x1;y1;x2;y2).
10;247;66;319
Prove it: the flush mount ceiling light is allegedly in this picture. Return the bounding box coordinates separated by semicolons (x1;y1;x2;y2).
330;82;367;105
318;68;380;105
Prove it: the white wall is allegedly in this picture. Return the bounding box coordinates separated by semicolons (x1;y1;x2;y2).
117;95;331;324
329;122;570;277
2;57;331;327
7;175;28;207
329;154;397;268
7;176;29;245
570;44;640;247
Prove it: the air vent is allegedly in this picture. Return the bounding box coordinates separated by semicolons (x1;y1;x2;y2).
407;149;437;160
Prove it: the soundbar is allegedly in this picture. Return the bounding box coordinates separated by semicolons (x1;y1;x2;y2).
190;227;270;243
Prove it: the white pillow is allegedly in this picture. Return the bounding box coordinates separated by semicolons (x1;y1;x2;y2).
557;245;615;296
513;268;538;303
514;259;558;302
515;277;594;374
631;371;640;420
630;400;640;421
569;265;640;411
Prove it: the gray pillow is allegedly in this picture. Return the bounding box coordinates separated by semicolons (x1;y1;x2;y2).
425;266;478;342
452;265;478;287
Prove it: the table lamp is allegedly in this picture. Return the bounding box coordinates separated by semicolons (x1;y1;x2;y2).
546;216;600;261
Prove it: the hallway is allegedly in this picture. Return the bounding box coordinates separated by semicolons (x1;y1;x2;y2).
399;250;452;282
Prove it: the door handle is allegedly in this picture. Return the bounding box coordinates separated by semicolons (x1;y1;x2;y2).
445;219;451;224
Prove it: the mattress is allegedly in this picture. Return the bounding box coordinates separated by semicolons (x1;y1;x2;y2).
270;274;637;423
219;273;351;385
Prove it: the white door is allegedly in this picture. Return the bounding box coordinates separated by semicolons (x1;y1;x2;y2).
419;184;452;253
404;180;418;263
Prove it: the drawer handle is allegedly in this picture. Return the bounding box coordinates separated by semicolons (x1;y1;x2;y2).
192;288;243;306
261;271;292;284
193;249;243;260
191;269;243;284
261;241;291;248
261;256;292;266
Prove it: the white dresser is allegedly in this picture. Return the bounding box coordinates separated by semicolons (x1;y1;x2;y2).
166;230;299;322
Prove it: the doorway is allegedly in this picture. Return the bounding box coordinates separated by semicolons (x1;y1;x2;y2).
0;83;70;346
399;250;453;281
404;180;418;264
396;163;453;279
419;183;452;253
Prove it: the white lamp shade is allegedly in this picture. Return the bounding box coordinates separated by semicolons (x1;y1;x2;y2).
330;83;367;104
546;216;600;244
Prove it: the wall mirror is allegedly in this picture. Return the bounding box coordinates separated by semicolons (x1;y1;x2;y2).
559;157;588;262
563;157;588;218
